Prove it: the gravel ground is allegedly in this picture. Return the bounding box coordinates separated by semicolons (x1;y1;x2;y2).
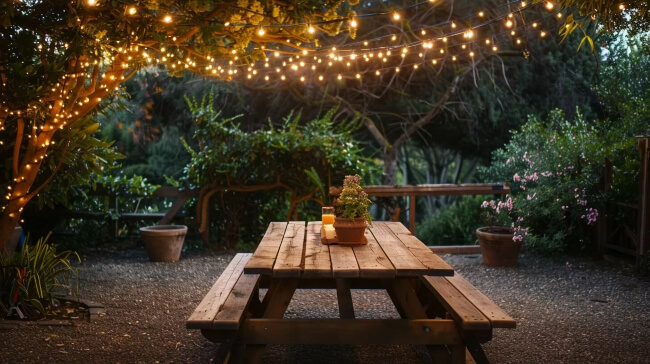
1;248;648;364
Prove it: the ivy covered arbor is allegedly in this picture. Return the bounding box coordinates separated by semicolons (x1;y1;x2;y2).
0;0;353;250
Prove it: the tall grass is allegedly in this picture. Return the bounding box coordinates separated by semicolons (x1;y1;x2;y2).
0;233;80;318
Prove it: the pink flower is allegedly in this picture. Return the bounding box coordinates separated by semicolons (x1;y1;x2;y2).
513;173;521;182
512;235;524;242
527;193;536;200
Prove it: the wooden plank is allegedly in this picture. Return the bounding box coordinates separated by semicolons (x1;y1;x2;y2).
186;253;251;329
246;278;298;363
368;222;428;276
272;222;306;277
330;183;510;197
244;222;288;275
239;319;461;345
446;274;516;328
421;276;491;331
329;245;360;278
336;279;355;319
352;229;395;278
303;222;332;278
430;245;482;254
385;222;454;276
409;194;416;234
212;273;260;330
158;196;188;225
384;278;429;319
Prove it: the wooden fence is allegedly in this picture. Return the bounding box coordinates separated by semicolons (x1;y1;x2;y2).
329;183;510;237
598;136;650;267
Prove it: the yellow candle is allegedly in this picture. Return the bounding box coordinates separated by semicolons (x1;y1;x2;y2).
323;225;336;239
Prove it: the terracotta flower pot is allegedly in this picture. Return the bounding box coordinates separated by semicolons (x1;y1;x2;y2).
333;217;367;245
139;225;187;262
2;226;22;259
476;226;522;267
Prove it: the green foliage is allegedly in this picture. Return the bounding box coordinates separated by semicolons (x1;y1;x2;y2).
182;93;376;247
480;106;649;252
417;195;484;246
335;174;373;224
0;233;80;318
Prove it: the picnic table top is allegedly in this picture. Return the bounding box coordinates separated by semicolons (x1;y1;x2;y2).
244;221;454;278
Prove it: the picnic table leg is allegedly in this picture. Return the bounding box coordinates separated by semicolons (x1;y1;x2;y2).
245;278;298;364
336;278;355;319
384;278;464;364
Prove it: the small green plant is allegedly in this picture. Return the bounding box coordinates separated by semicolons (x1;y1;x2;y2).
335;175;373;224
0;233;80;318
417;195;484;246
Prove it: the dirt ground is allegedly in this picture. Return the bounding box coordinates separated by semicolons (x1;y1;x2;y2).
1;248;648;363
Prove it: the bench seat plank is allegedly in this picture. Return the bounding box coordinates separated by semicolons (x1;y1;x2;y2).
421;276;491;331
446;274;516;328
187;253;252;330
212;272;261;330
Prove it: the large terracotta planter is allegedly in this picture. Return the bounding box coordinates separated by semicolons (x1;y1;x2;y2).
333;217;367;245
139;225;187;262
476;226;522;267
2;226;22;259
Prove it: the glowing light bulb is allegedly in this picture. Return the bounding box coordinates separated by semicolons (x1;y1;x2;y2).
521;1;527;6
478;11;484;17
308;25;315;34
128;7;137;15
506;20;513;28
350;19;358;28
540;31;547;37
258;27;265;36
451;22;456;28
337;74;342;80
163;15;172;23
393;13;400;21
546;2;554;10
619;3;625;10
87;0;97;6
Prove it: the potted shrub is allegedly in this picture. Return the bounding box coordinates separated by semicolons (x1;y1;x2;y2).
139;225;188;262
333;175;372;244
477;196;526;267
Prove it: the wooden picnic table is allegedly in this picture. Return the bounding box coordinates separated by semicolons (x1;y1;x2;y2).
188;221;515;364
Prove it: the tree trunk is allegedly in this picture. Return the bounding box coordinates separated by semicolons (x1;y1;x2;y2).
384;146;399;186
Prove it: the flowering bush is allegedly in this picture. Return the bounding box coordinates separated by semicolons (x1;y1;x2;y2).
480;197;527;242
335;175;373;224
480;108;647;252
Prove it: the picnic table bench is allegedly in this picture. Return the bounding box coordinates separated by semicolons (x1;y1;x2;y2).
187;221;515;363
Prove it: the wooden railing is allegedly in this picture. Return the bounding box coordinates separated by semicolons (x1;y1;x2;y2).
329;183;510;235
63;187;196;238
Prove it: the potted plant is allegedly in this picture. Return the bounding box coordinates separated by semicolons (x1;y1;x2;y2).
139;225;188;262
477;196;526;267
333;174;372;244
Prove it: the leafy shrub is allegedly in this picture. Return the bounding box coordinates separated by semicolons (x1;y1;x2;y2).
480;106;649;252
180;94;376;248
0;233;79;318
417;195;484;246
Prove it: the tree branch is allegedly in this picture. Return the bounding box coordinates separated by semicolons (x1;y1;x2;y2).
12;118;24;178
